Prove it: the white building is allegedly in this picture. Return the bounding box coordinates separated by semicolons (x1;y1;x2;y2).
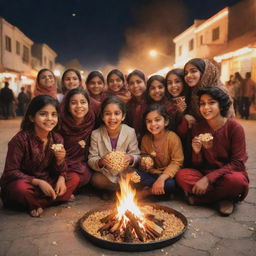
173;0;256;82
0;17;34;95
32;43;57;71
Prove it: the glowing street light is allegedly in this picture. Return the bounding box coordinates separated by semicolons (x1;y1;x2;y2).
127;69;134;74
149;50;158;57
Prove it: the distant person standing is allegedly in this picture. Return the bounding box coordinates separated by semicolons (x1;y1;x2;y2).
0;82;15;119
17;87;29;116
240;72;256;119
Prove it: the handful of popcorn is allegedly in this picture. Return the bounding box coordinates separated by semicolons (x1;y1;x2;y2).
51;144;64;152
130;172;141;183
140;155;154;171
105;151;129;175
198;133;213;142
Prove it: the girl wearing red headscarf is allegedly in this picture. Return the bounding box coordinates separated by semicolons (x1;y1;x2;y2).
59;88;96;189
34;69;57;99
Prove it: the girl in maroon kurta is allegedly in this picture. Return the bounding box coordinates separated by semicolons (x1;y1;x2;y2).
126;70;148;143
60;88;96;189
0;95;79;217
165;69;192;166
86;71;107;103
176;87;249;216
106;69;131;102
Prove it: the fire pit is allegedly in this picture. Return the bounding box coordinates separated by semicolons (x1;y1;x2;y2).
79;175;187;251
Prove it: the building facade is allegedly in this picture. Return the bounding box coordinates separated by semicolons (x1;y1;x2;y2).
173;0;256;82
0;17;34;95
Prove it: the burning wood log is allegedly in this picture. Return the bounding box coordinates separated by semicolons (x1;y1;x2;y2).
125;210;145;242
97;219;116;234
100;211;117;223
124;222;134;242
145;214;164;227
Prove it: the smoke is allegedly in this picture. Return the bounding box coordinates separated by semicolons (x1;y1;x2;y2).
117;0;188;76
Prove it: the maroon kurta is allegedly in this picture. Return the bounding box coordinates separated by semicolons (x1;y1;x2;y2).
126;96;148;140
88;91;107;103
0;130;67;188
0;130;78;211
176;118;249;203
60;107;96;187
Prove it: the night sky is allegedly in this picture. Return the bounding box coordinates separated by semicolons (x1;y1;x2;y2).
0;0;241;71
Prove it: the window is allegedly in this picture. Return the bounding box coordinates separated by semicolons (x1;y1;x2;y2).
22;45;29;63
178;45;182;56
49;60;53;69
16;41;20;55
200;35;203;45
5;36;12;52
44;56;47;65
189;39;194;51
212;27;220;41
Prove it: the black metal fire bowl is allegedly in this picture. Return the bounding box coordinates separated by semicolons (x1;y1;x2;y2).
79;203;187;252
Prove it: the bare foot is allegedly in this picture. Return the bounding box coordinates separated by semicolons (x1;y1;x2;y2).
218;200;234;216
30;207;43;217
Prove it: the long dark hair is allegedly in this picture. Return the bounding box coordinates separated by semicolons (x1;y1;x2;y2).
146;75;166;103
21;95;59;131
63;88;91;118
165;68;191;104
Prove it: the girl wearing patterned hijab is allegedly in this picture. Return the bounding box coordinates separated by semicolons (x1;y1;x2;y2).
184;58;234;120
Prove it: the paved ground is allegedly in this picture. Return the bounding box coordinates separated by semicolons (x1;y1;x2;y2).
0;118;255;256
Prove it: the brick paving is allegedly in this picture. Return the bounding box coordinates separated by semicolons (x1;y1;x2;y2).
0;118;255;256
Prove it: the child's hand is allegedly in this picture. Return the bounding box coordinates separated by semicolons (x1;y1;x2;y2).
152;175;167;195
192;176;209;195
98;154;112;169
53;146;66;165
33;179;57;200
192;136;202;154
123;154;133;168
184;114;196;128
175;97;187;113
55;176;67;197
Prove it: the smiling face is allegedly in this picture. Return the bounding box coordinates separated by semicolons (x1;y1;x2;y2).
199;94;220;120
102;103;125;133
87;76;105;96
63;71;81;91
145;110;168;136
108;73;124;92
69;93;89;124
38;71;55;88
31;104;58;136
184;63;201;87
128;74;146;98
149;80;165;102
166;73;184;97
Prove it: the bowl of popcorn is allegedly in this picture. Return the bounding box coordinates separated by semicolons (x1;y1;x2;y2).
105;151;129;176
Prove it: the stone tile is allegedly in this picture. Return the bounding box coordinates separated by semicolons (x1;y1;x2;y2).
190;217;252;239
181;228;220;251
5;239;38;256
0;241;12;256
233;203;256;222
211;238;256;256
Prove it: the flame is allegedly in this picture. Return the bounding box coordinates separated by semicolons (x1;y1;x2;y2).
116;176;145;226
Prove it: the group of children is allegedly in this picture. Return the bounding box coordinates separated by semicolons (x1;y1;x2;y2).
0;58;249;217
